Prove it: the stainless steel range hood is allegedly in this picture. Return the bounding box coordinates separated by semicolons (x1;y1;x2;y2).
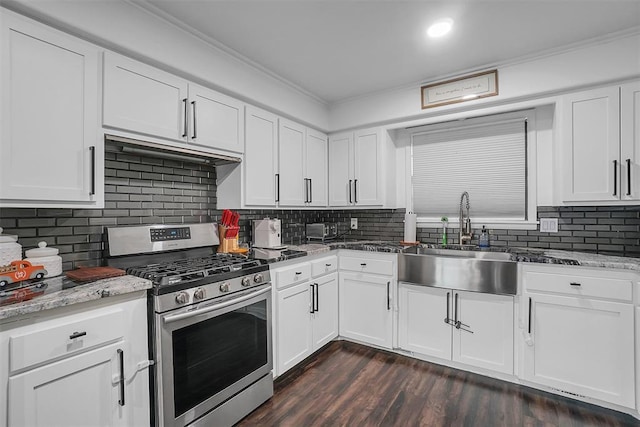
106;134;242;166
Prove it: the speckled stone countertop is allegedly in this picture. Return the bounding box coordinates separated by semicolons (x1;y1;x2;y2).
269;240;640;272
0;275;152;321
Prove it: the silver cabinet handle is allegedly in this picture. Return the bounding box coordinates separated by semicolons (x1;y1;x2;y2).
182;98;188;138
117;349;125;406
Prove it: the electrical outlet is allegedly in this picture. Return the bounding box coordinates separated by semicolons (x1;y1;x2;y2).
539;218;559;233
350;218;358;230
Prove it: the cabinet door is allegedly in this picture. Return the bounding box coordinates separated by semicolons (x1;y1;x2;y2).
562;86;620;202
398;284;452;360
278;119;306;206
188;84;244;153
8;342;125;427
103;52;188;142
312;273;338;350
353;128;383;206
523;293;634;408
276;282;313;375
244;106;278;206
621;81;640;200
452;292;514;375
0;11;101;205
305;129;328;206
328;133;353;206
339;272;392;349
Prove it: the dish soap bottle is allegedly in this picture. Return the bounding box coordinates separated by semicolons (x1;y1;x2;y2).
478;226;490;248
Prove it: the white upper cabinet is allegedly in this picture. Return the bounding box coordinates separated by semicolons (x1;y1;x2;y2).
561;82;640;203
103;52;188;142
0;10;102;208
305;128;328;207
620;81;640;200
329;127;384;207
103;52;244;153
278;119;328;207
187;83;244;153
244;106;278;206
278;119;306;206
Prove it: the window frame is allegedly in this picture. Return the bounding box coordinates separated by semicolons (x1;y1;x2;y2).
405;109;538;230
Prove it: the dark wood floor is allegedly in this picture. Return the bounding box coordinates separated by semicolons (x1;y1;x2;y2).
238;341;639;427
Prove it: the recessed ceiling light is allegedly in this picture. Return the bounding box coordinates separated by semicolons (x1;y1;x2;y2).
427;18;453;38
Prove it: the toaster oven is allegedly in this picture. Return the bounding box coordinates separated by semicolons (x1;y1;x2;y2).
306;223;338;241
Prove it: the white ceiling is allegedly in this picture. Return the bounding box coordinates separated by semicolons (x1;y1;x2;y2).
139;0;640;104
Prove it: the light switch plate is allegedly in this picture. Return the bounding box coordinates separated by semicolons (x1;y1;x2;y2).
350;218;358;230
539;218;558;233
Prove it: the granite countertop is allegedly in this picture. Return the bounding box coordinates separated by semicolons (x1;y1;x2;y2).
270;240;640;272
0;275;153;321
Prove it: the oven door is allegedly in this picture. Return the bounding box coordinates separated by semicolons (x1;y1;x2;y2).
155;284;272;427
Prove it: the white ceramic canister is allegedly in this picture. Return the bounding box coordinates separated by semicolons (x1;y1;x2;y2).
25;241;62;277
0;227;22;266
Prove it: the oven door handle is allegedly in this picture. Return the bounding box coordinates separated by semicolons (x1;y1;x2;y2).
163;286;271;324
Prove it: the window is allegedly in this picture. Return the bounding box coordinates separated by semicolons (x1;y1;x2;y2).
410;110;536;228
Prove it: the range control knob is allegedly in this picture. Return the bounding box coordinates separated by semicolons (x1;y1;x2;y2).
253;273;264;284
219;282;230;293
175;292;189;305
241;277;251;287
193;288;205;300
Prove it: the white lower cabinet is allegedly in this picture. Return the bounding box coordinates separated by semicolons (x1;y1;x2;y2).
274;256;338;377
521;265;636;409
398;283;514;375
0;292;150;427
339;272;393;349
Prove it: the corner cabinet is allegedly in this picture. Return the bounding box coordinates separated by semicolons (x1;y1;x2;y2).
561;81;640;203
328;128;385;207
103;52;244;154
398;284;514;375
338;252;396;349
0;10;103;208
273;255;338;377
0;291;151;427
520;264;635;409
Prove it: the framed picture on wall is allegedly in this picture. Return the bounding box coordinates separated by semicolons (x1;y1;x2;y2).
421;69;498;109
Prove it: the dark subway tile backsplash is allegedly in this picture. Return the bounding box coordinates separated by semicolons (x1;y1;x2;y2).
1;144;640;270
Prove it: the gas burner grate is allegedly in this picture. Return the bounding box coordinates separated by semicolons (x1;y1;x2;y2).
126;254;264;287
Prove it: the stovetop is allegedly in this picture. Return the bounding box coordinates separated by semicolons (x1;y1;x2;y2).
126;253;263;286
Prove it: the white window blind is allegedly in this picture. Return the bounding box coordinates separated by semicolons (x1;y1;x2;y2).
411;117;527;221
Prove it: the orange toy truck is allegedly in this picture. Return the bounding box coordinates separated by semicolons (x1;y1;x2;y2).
0;260;47;288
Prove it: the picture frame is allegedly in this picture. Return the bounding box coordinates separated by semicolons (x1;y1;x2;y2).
421;69;498;109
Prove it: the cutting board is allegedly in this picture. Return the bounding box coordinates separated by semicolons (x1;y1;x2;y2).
66;266;126;282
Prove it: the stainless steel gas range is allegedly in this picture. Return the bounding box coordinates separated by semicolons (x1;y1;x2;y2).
106;223;273;427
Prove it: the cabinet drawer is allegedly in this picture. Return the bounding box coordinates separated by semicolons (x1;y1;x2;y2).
311;256;337;278
9;308;124;373
340;256;393;276
524;269;633;302
275;263;311;289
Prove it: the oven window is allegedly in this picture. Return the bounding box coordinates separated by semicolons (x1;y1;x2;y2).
172;299;268;417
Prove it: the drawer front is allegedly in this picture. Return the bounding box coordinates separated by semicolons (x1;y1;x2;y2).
524;269;633;302
311;256;338;278
9;308;124;372
275;263;311;289
340;256;394;276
